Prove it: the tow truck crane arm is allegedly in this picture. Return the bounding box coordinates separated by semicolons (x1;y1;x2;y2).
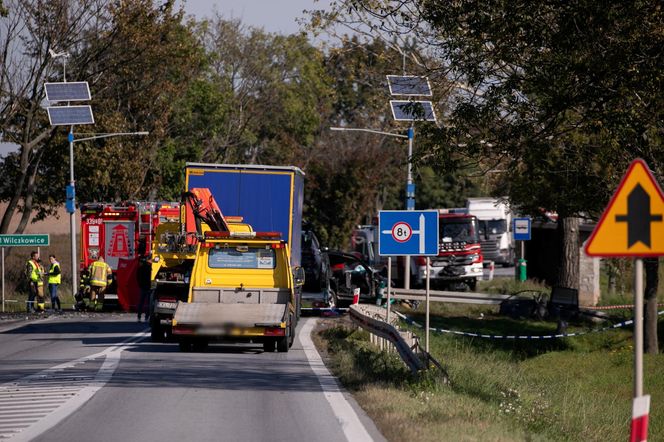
183;188;230;234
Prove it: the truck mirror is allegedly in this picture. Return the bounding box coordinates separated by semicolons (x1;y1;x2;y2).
293;266;306;287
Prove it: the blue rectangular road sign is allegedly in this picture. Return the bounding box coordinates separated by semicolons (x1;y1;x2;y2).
379;210;439;256
513;217;532;241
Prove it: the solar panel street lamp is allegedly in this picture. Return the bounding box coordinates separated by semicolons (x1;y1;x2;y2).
329;75;436;290
386;75;436;290
45;80;95;301
44;80;148;301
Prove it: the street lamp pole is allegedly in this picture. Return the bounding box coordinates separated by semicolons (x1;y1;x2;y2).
65;131;149;299
68;128;76;299
404;125;415;289
330;125;415;288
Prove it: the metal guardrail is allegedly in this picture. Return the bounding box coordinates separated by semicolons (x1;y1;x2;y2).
391;288;511;305
349;304;425;374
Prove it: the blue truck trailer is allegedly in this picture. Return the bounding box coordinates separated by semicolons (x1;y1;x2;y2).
185;163;304;266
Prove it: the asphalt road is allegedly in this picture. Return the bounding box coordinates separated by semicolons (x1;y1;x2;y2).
484;264;515;279
0;314;384;442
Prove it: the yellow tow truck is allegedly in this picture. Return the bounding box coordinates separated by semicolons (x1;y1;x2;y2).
171;230;303;352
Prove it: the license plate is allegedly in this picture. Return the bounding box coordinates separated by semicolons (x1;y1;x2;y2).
156;301;177;310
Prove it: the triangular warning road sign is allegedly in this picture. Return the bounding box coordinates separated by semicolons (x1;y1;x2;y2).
585;159;664;257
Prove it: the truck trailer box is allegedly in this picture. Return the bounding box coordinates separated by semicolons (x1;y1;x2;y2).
185;163;304;266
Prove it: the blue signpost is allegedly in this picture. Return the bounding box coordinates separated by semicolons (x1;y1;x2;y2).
379;210;439;256
379;210;439;352
513;217;532;281
513;217;532;241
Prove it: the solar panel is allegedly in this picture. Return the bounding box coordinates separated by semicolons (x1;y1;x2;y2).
390;100;437;122
45;82;91;102
47;106;95;126
387;75;432;96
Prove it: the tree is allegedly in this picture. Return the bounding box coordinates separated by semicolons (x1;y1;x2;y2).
311;0;663;348
0;0;108;234
0;0;204;230
71;0;204;201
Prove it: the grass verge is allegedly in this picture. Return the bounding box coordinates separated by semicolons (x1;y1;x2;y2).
314;304;664;441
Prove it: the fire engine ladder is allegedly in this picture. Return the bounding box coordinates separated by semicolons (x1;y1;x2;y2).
138;202;154;254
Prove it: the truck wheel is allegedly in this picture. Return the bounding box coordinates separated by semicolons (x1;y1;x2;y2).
277;314;292;353
193;340;208;352
288;318;295;348
263;339;275;353
467;279;478;291
150;317;164;342
165;326;174;342
178;340;193;352
276;335;289;353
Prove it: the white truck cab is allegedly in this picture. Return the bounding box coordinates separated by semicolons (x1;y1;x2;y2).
466;198;514;266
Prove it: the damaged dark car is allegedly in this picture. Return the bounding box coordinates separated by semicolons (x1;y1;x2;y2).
327;250;387;306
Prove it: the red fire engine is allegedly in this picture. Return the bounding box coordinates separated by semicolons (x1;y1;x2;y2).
80;202;179;298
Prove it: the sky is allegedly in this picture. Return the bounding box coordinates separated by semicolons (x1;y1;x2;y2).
0;0;334;157
180;0;332;35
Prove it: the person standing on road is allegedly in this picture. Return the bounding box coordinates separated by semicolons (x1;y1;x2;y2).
75;268;92;311
136;257;152;323
47;254;62;311
89;256;112;310
25;251;43;313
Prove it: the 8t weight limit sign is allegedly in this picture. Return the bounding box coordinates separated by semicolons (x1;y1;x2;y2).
391;222;412;243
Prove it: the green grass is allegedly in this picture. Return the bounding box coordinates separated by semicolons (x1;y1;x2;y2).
316;304;664;441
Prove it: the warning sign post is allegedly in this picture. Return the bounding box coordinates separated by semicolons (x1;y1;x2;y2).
585;159;664;442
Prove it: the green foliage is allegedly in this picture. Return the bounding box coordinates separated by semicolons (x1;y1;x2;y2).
418;0;664;217
414;166;478;210
72;0;205;201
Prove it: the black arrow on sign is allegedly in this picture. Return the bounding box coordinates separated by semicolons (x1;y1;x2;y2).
615;184;663;248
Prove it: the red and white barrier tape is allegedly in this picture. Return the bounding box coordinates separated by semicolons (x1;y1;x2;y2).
588;304;664;311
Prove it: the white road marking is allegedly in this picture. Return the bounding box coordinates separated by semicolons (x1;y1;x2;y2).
298;318;374;442
2;330;148;441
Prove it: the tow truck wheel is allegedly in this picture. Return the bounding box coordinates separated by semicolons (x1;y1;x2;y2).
263;339;275;352
150;317;164;342
178;340;193;352
193;340;208;352
288;319;295;348
276;335;289;353
277;314;292;353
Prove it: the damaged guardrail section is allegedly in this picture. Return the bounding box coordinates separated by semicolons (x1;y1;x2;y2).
349;304;425;373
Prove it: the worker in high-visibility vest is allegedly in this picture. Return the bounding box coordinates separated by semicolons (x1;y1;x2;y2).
47;254;62;311
74;268;92;311
25;251;45;313
88;256;112;309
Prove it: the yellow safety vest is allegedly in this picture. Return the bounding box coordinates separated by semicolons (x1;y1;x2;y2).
27;260;43;286
48;262;61;285
89;261;111;287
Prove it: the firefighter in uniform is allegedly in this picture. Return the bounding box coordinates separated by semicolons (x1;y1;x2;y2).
88;256;112;309
75;268;92;311
25;251;45;312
